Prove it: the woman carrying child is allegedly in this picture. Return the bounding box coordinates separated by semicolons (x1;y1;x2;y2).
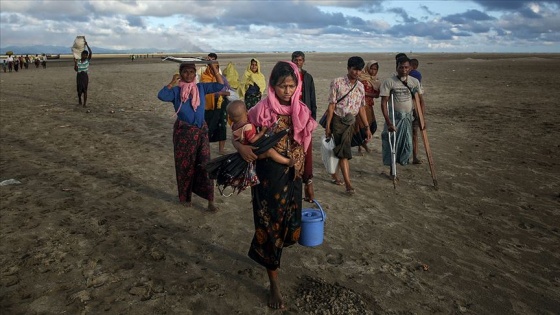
234;61;317;309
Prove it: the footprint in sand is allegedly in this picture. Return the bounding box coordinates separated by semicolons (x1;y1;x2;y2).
326;253;343;265
238;268;259;280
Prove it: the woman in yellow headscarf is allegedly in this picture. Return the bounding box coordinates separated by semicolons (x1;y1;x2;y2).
201;62;229;154
238;58;266;109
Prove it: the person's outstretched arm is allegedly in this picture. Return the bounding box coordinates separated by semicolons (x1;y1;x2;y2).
85;41;92;60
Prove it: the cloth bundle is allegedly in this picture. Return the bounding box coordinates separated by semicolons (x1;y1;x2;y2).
72;36;86;59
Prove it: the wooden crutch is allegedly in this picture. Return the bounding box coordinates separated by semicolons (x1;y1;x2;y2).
412;93;438;190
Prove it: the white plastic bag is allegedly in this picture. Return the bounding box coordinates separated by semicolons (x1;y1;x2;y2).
321;136;339;174
225;88;239;101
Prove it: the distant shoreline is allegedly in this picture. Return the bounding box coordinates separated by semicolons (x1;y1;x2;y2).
1;52;559;60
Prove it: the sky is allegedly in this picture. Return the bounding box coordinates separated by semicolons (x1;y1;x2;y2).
0;0;559;53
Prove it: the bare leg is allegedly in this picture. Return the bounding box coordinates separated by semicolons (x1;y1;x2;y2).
331;171;343;185
412;126;422;164
339;158;354;194
304;180;314;202
207;200;219;212
83;92;88;107
266;269;284;309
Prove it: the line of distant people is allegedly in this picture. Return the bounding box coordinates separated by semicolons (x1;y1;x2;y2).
2;54;48;72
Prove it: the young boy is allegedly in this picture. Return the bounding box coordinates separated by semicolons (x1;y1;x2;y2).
226;100;295;167
74;41;93;107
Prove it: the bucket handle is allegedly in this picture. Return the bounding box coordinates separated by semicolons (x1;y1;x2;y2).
309;199;326;221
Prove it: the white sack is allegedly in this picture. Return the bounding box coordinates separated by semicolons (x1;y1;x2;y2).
72;36;86;59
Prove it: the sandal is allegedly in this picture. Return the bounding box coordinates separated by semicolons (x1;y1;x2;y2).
330;179;344;186
345;188;355;195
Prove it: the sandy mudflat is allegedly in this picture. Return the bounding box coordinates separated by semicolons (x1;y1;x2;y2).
1;53;559;314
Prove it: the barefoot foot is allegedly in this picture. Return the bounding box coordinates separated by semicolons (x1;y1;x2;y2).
268;282;285;309
207;202;219;212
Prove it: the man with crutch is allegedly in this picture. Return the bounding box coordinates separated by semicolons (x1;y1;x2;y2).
380;56;424;184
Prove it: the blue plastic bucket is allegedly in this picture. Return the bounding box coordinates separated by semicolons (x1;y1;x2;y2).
299;200;326;247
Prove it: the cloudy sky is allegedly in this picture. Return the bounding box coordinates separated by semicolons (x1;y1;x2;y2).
1;0;559;53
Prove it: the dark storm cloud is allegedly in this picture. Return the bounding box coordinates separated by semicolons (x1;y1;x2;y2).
443;9;495;24
196;1;344;28
473;0;559;11
472;0;528;10
518;7;543;19
126;16;145;28
387;22;457;40
194;0;372;35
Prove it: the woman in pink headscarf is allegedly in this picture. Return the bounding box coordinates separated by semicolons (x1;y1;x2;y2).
234;61;317;310
157;62;224;212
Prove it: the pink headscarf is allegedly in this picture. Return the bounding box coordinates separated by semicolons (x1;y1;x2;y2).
248;61;317;151
178;63;200;112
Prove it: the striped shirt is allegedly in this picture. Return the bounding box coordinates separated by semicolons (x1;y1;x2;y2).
77;59;90;72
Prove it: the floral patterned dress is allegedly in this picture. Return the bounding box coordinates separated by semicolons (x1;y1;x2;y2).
247;115;305;270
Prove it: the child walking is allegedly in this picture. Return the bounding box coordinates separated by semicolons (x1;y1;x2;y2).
74;40;93;107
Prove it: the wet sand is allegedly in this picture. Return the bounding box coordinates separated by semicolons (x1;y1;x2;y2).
1;53;559;314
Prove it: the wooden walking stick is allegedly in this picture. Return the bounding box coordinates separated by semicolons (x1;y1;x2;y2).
413;93;438;189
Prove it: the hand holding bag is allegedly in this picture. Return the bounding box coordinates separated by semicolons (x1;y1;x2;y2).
321;136;339;174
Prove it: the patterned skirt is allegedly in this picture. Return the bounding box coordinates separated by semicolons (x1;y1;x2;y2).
244;92;262;110
248;158;302;270
172;120;214;202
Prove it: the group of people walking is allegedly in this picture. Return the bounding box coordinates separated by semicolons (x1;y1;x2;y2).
157;51;426;310
2;54;47;73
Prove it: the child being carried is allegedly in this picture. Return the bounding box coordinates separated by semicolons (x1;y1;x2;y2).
227;100;295;167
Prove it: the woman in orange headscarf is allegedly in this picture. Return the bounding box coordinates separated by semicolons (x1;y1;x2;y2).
201;61;230;154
